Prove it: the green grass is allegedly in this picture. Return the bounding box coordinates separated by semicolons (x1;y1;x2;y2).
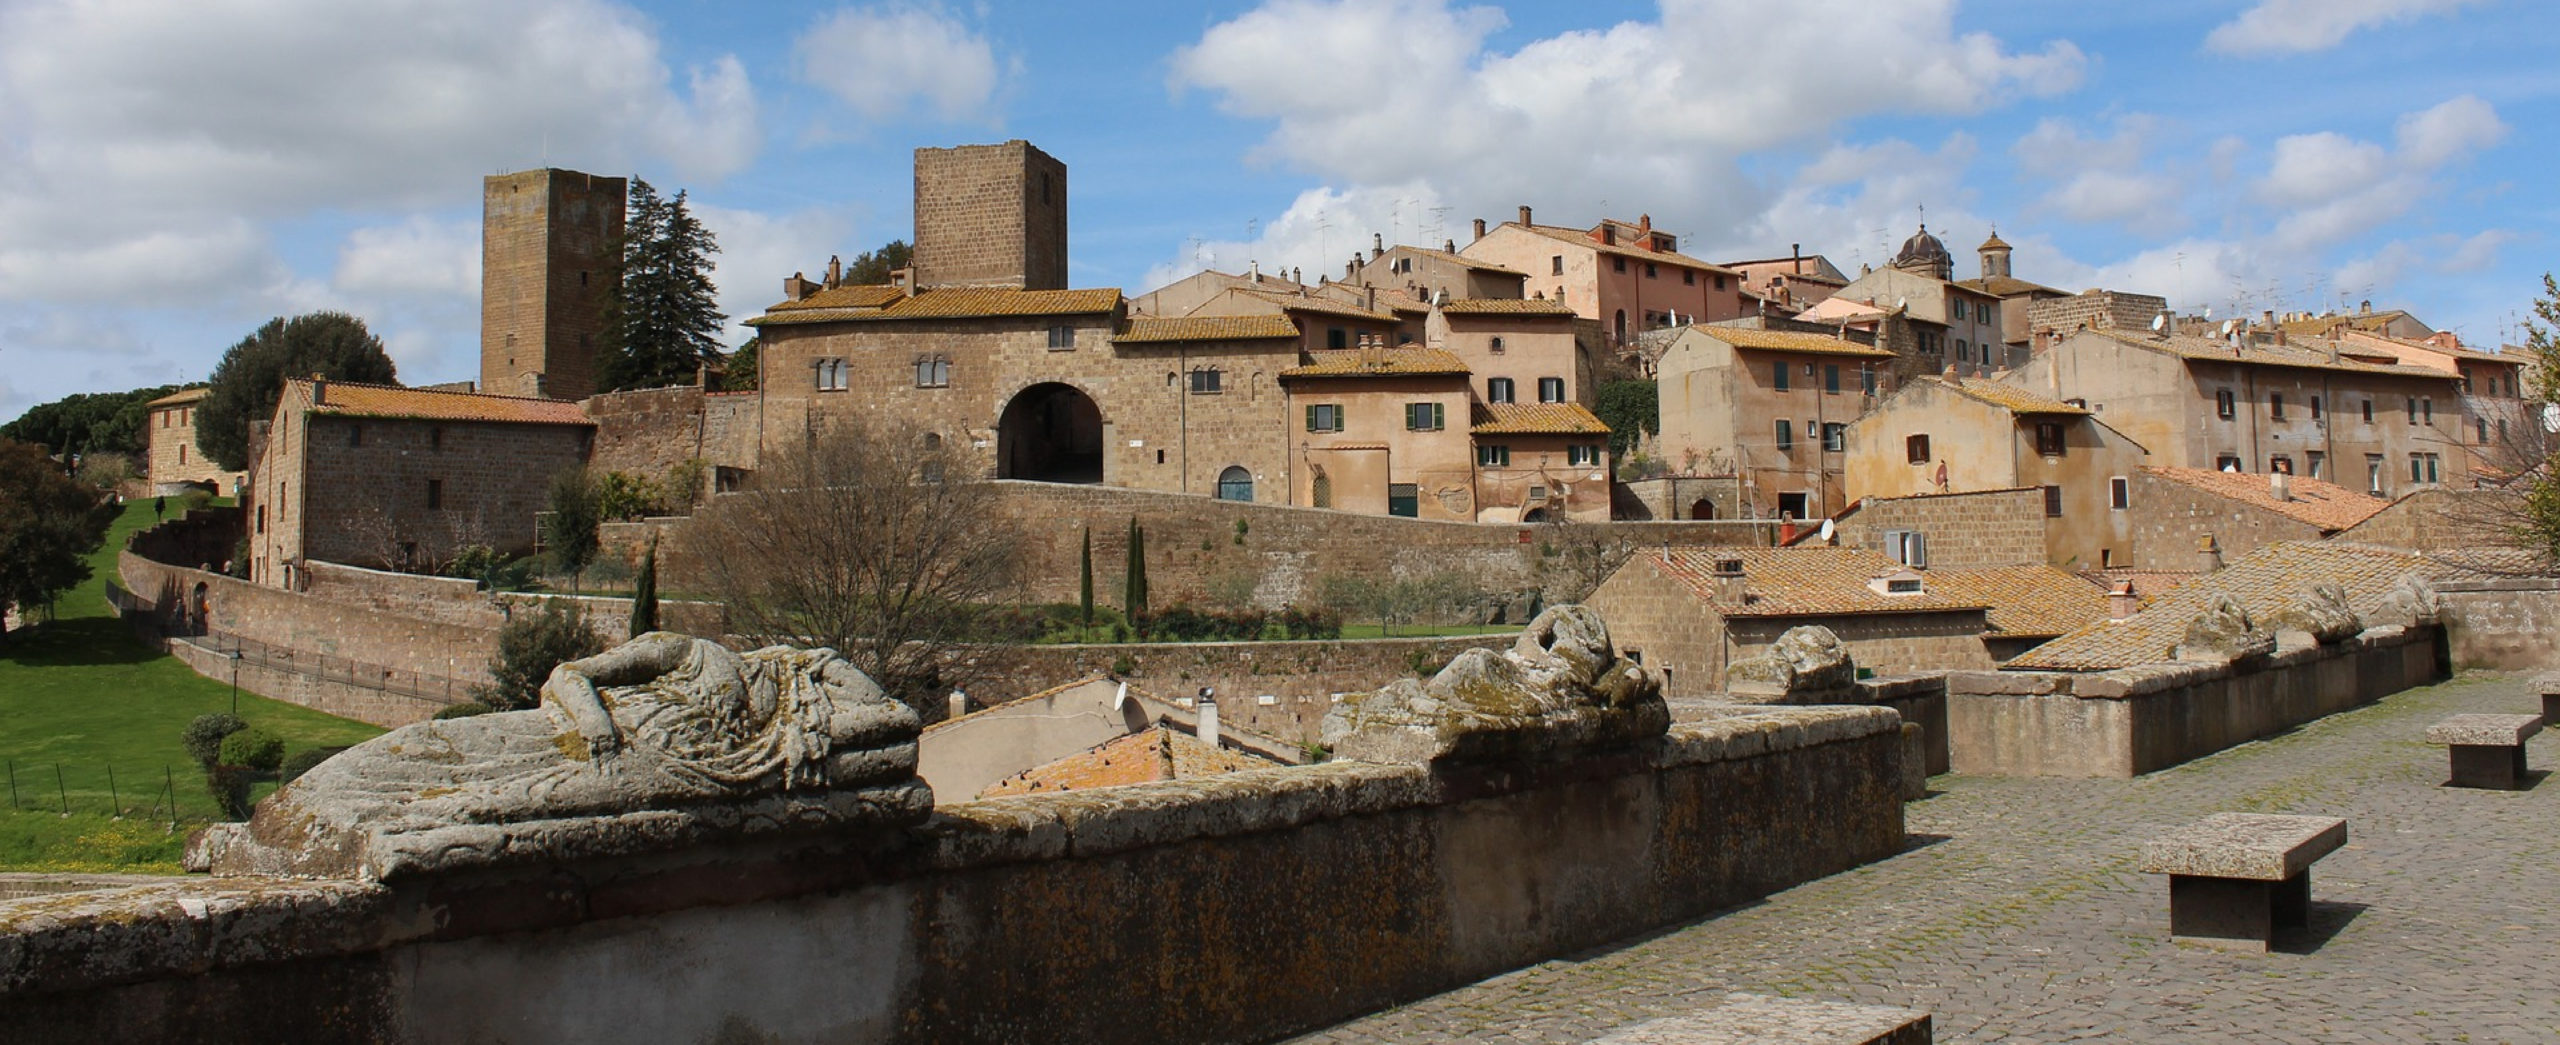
1337;623;1522;640
0;501;385;872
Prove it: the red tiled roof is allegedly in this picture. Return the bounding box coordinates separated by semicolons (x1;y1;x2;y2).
1699;327;1896;358
1510;223;1738;276
976;727;1277;798
751;286;1122;326
2142;467;2390;533
1472;402;1610;435
2007;542;2470;671
1115;315;1303;344
1282;347;1471;379
147;386;211;408
1439;298;1578;317
283;379;590;426
1645;547;1987;618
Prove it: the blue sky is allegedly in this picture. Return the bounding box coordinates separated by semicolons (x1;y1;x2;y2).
2;0;2552;423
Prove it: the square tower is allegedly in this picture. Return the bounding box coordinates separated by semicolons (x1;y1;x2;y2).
912;141;1067;291
481;169;625;401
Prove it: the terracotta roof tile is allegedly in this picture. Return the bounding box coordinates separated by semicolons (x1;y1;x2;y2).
1439;297;1578;317
284;379;590;426
1115;315;1303;344
1932;376;2089;414
766;283;905;312
1953;275;2065;298
1472;402;1610;435
1645;548;1988;618
751;286;1121;326
1926;564;2112;638
2142;467;2390;532
1699;326;1897;358
1242;289;1400;322
1512;224;1738;275
2085;329;2459;380
2005;541;2478;671
977;727;1277;798
1282;347;1472;379
146;387;210;408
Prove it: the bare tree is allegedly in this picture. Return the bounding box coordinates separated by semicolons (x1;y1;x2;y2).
679;420;1022;708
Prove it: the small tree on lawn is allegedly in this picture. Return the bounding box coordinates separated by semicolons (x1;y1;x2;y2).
544;467;602;594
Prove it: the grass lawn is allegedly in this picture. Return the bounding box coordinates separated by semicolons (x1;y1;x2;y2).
0;500;385;873
1338;623;1521;640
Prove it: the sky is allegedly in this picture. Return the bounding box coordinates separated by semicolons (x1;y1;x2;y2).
3;0;2555;423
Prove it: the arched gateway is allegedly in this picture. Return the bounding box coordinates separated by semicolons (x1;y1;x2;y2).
996;383;1104;484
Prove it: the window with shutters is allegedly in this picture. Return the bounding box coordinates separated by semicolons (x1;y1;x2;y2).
1822;423;1845;452
2036;422;2065;456
1538;377;1565;403
2270;392;2285;419
1487;377;1514;403
2043;484;2063;517
1405;402;1445;431
1477;444;1510;467
1773;361;1790;391
1567;445;1601;467
1305;404;1343;432
1824;364;1841;394
1774;419;1794;451
1906;434;1931;463
2216;389;2235;419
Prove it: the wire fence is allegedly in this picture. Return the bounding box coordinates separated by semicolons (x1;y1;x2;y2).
0;758;217;823
105;578;471;709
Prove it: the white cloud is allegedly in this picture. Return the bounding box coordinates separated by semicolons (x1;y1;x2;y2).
335;218;482;300
2441;229;2513;273
1140;181;1445;294
0;0;757;305
2009;115;2184;230
693;203;863;346
2396;94;2506;167
794;5;1002;123
2206;0;2484;55
2258;133;2392;209
1161;0;2080;283
2255;96;2507;252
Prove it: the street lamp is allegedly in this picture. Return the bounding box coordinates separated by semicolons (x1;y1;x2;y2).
228;649;242;716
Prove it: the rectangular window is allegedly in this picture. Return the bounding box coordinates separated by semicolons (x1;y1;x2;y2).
430;426;444;451
2361;399;2374;423
1388;483;1419;518
1773;361;1790;391
348;425;362;448
2044;484;2063;517
1644;262;1657;279
2311;396;2323;419
2307;450;2325;478
1906;434;1931;463
1305;404;1343;432
815;358;848;391
1487;377;1514;403
1822;422;1845;452
1612;257;1627;273
2216;389;2235;419
1951;300;1966;321
1683;270;1696;286
2479;417;2491;443
2410;455;2424;482
2110;476;2130;510
426;478;444;511
1188;368;1221;394
2270;455;2293;474
1328;327;1348;349
1823;364;1840;394
2406;397;2417;424
1477;444;1510;467
2036;422;2065;456
1980;303;1995;326
2270;393;2285;419
1775;419;1794;451
1537;377;1565;403
1048;326;1076;350
915;358;950;388
2366;454;2386;495
1551;255;1564;276
2422;397;2434;423
1862;366;1878;396
1405;402;1445;431
178;445;187;464
2216;454;2243;471
2426;453;2440;483
1567;445;1601;467
1957;339;1971;363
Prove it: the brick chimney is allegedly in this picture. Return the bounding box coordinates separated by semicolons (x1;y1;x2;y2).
309;373;327;406
1710;556;1747;605
1472;217;1486;241
1371;233;1384;260
2269;472;2292;502
783;272;811;300
1518;205;1532;226
824;254;842;288
2108;580;2140;619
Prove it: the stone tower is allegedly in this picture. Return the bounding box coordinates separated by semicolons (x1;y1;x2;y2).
911;141;1067;291
481;168;626;401
1978;229;2013;280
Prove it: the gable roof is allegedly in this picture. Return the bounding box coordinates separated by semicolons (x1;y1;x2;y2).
2142;467;2390;532
976;727;1278;798
1695;326;1896;358
1926;564;2112;639
2077;329;2458;380
1953;275;2067;299
1114;315;1303;344
1932;376;2090;415
2004;541;2467;671
147;387;211;408
1377;244;1526;277
1505;223;1739;276
750;286;1123;327
1438;297;1578;316
1242;288;1401;323
283;379;591;426
1281;346;1471;379
1472;402;1610;436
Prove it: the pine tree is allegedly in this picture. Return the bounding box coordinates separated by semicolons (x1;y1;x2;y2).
196;312;398;471
599;179;726;392
628;536;660;637
1124;518;1149;620
1079;527;1095;628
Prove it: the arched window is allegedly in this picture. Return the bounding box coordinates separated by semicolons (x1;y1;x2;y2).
1217;466;1253;502
915;357;949;388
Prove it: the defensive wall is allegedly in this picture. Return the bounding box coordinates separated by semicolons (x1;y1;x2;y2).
0;706;1908;1044
582;384;761;481
1944;623;2444;777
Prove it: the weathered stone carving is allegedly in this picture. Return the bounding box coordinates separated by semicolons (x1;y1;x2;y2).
1319;605;1665;765
2174;593;2275;662
191;633;932;880
2263;583;2361;645
1724;625;1857;701
2368;572;2443;629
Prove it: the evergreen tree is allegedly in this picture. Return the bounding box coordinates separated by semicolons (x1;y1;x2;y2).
544;467;603;594
1079;527;1095;627
628;536;660;636
844;240;912;285
1123;518;1149;620
196;312;398;471
713;337;759;392
599;178;726;392
0;438;117;642
1;384;188;459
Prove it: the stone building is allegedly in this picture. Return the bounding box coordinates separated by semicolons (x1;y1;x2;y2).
912;140;1067;291
1339;237;1529;303
1812;226;2011;375
1721;249;1850;316
2012;327;2470;497
1461;208;1749;348
2119;466;2390;572
480;168;624;401
143;387;242;496
1814;487;2051;571
1654;323;1899;520
1585;546;2106;694
1843;374;2152;568
246;378;593;588
1951;230;2068;353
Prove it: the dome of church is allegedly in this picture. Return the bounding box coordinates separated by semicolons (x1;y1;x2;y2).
1896;224;1951;268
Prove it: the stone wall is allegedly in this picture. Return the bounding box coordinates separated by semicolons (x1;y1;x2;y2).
913;140;1067;291
1945;624;2443;777
2437;579;2560;671
480;169;622;401
0;707;1908;1044
582;385;761;481
1834;487;2046;569
297;414;591;569
2122;471;2323;571
2026;289;2166;343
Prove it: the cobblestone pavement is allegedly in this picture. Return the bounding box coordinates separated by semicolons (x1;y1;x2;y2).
1298;672;2560;1044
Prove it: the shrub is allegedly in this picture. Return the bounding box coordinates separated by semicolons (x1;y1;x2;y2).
217;727;285;771
178;488;215;513
445;545;535;591
207;766;258;822
595;470;664;521
433;701;493;720
181;713;247;769
278;746;346;785
1279;605;1343;640
479;602;607;711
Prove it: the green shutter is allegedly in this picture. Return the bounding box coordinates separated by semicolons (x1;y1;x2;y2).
1306;404;1318;432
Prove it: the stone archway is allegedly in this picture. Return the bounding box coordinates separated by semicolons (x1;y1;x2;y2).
996;383;1104;483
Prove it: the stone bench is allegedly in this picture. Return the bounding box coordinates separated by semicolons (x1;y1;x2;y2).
2536;674;2560;728
2426;713;2541;790
2139;812;2347;952
1588;994;1931;1044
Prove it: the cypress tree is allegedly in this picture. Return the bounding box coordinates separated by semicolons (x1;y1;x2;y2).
1123;517;1149;620
1078;527;1094;628
628;536;660;637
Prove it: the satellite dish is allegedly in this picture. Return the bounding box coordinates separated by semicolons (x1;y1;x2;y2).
2151;313;2167;332
1818;519;1837;542
2219;319;2237;337
2542;403;2560;434
2222;460;2240;473
1895;296;1909;311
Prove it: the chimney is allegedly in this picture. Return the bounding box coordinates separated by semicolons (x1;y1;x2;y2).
310;373;327;406
1792;243;1802;274
1639;213;1651;232
783;272;811;300
948;689;968;721
824;255;842;288
1249;259;1260;281
1196;687;1220;748
1472;217;1487;241
1291;267;1301;285
2262;309;2276;327
2108;580;2140;620
1371;232;1384;260
1443;239;1456;254
2360;299;2372;315
2198;534;2223;572
1345;257;1358;280
1518;205;1532;226
1710;557;1748;605
2270;472;2291;502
